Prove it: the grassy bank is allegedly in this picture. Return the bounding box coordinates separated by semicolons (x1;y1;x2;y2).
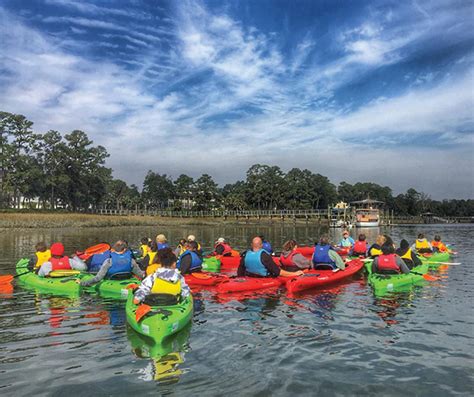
0;212;315;228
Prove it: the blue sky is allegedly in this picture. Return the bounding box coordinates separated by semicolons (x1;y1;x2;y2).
0;0;473;199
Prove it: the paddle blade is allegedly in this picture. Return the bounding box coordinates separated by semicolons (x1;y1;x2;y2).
85;243;111;256
423;274;439;281
135;304;152;322
191;272;212;280
0;275;13;284
126;283;139;290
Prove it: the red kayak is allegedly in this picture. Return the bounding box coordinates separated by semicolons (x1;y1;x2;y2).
217;276;286;293
286;259;364;295
184;272;229;287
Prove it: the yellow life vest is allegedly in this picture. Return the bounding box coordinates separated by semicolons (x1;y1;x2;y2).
140;244;151;256
370;247;382;257
146;263;161;276
147;251;157;265
177;244;186;256
400;248;413;261
35;250;51;268
151;277;181;296
415;239;430;250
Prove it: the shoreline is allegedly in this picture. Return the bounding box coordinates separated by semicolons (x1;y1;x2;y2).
0;212;325;229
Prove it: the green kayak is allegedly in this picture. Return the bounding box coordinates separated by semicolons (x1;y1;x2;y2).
419;252;451;267
15;258;82;296
201;257;221;273
80;274;139;300
126;290;193;342
367;261;429;295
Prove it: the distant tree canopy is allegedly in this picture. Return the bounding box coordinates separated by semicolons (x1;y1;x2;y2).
1;111;472;216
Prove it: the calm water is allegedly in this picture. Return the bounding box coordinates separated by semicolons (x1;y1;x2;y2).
0;224;473;396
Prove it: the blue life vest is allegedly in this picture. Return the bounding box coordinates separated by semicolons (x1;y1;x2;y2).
157;242;169;250
312;245;336;268
177;250;202;272
262;241;273;254
88;250;111;273
244;249;269;276
106;250;132;278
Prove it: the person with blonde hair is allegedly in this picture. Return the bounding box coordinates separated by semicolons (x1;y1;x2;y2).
156;234;169;250
279;239;312;272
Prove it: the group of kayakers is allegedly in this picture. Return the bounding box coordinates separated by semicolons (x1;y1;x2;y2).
25;231;450;302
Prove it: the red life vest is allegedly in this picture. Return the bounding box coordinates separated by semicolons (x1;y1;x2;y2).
214;243;232;256
376;254;400;273
353;241;368;255
50;256;71;271
279;251;297;270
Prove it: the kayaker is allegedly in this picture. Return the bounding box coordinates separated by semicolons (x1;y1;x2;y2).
177;241;203;275
213;237;233;256
368;235;386;257
259;235;273;254
238;237;302;278
312;237;346;271
141;241;158;271
133;249;190;305
37;242;87;277
372;243;410;274
351;234;368;257
78;240;144;287
86;249;111;274
156;234;169;250
338;230;355;248
174;239;187;257
396;239;422;269
28;242;51;272
279;239;312;272
431;235;450;253
138;237;151;258
145;244;165;276
187;235;202;255
411;233;433;254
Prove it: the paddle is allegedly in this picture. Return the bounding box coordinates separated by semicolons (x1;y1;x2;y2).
135;304;152;322
409;271;438;281
76;242;111;259
426;262;461;266
0;271;31;283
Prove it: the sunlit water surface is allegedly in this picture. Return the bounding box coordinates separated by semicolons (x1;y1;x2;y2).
0;224;472;396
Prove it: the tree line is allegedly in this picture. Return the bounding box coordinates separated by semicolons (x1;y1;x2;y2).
1;111;472;217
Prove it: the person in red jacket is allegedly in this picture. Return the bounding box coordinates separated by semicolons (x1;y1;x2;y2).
279;239;312;272
213;237;233;256
351;234;368;256
38;242;87;277
371;243;410;274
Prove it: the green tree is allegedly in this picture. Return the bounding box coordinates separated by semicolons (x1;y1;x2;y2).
142;171;175;209
193;174;220;210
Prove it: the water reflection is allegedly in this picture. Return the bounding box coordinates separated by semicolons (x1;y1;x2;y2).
127;323;191;384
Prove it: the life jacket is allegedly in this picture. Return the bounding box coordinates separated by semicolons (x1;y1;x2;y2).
177;244;186;256
214;242;232;256
369;245;382;257
244;249;269;276
415;239;431;253
312;245;335;265
157;242;169;250
279;251;298;271
50;256;71;271
151;277;181;296
376;254;400;274
177;250;203;272
140;244;151;256
397;247;415;269
88;250;111;273
147;251;157;267
106;250;132;278
352;241;368;255
431;241;447;252
146;263;160;276
262;241;273;254
35;250;51;269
